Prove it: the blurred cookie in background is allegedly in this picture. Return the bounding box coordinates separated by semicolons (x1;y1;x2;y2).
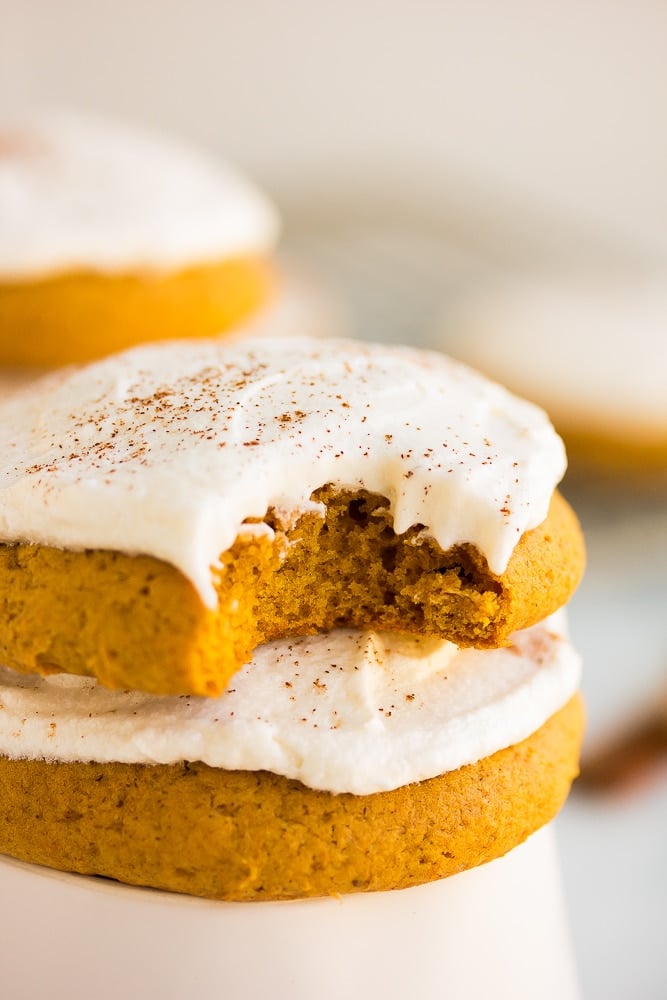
432;272;667;485
0;258;346;405
0;110;280;367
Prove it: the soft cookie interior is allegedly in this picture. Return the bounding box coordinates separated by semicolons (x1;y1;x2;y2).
0;488;584;696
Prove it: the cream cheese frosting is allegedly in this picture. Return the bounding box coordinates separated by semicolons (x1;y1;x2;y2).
0;111;279;279
0;336;566;606
0;615;580;794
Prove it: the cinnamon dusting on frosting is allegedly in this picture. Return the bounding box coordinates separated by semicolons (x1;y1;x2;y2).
0;336;566;606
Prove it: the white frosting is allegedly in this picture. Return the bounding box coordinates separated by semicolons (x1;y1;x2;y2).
439;274;667;441
0;111;279;279
0;337;566;606
0;615;580;794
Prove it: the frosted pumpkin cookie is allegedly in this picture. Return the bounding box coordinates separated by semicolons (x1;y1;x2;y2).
0;111;279;366
0;615;583;900
0;336;584;696
436;273;667;478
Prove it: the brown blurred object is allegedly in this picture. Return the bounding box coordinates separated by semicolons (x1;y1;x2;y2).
577;691;667;797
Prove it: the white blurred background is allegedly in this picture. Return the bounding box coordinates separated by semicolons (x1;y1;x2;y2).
2;2;667;997
3;0;667;260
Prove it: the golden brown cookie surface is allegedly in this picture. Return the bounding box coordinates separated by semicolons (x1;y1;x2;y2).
0;257;273;367
0;489;584;696
0;695;583;901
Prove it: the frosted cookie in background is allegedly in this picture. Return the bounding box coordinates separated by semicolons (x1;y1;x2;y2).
0;110;279;367
433;273;667;482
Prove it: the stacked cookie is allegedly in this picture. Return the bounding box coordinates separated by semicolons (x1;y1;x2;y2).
0;110;279;367
0;334;585;900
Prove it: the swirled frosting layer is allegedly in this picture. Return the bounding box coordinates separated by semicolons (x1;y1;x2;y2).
0;615;580;794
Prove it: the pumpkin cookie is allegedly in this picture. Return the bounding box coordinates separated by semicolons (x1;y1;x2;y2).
0;111;279;366
0;617;583;900
0;337;584;695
